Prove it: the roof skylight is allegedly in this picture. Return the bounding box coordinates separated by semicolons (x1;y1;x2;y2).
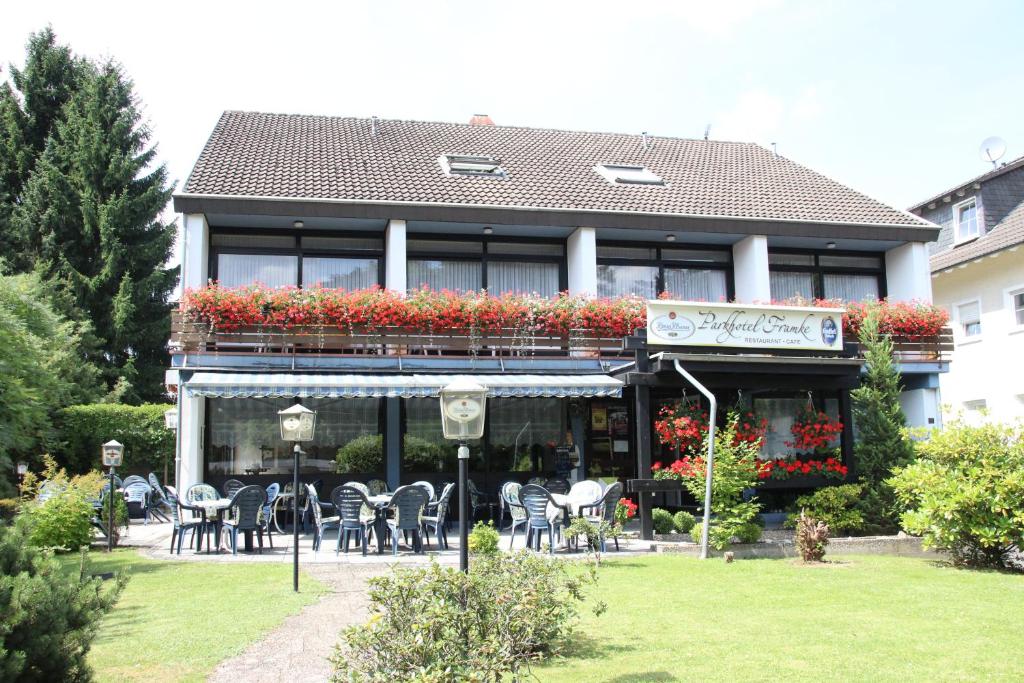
439;154;506;177
595;164;665;186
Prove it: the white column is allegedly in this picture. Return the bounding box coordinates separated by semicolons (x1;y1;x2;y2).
182;213;210;289
385;219;407;293
732;235;771;302
178;393;205;493
885;242;933;302
567;227;597;297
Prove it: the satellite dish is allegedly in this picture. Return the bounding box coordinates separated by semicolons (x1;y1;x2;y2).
979;136;1007;166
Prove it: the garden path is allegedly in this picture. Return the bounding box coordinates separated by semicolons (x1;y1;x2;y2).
207;563;381;683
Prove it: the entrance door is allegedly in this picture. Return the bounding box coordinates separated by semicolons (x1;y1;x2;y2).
586;400;634;482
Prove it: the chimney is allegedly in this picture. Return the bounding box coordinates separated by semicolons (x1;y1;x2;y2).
469;114;495;126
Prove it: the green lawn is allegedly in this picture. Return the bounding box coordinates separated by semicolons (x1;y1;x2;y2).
62;550;325;682
539;555;1024;682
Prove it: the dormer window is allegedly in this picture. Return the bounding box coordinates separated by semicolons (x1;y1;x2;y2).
438;154;505;177
954;198;980;244
595;164;665;186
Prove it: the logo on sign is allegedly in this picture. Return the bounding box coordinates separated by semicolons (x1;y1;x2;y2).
650;313;696;340
821;316;839;346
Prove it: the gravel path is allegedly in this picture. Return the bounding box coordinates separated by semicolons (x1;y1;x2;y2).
207;564;383;683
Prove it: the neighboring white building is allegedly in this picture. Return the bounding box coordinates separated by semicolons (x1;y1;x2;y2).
909;157;1024;423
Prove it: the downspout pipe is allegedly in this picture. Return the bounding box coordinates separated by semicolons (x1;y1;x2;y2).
670;358;716;560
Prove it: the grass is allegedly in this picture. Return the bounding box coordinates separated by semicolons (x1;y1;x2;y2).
61;549;325;682
538;554;1024;682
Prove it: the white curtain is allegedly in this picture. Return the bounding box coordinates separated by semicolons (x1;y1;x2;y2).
663;268;728;302
303;257;378;289
769;271;815;301
487;261;560;296
408;260;482;292
597;264;658;299
217;254;297;288
823;274;879;302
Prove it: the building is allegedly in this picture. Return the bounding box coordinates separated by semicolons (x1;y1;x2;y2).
168;112;944;513
909;157;1024;422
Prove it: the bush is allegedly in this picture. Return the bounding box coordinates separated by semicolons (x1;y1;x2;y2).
890;419;1024;569
467;521;500;555
335;434;383;473
784;484;865;536
795;512;830;562
402;435;451;472
331;552;597;681
57;404;174;475
652;507;675;535
690;518;761;545
20;458;107;551
0;520;126;681
734;521;763;544
672;510;696;533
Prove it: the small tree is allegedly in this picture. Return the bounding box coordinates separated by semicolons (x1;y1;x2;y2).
850;312;915;533
0;520;125;681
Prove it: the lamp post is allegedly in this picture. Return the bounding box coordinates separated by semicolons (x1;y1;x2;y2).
163;408;178;488
439;379;487;573
278;403;316;592
101;440;124;553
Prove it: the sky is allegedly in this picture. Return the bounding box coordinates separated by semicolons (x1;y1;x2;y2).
3;0;1024;214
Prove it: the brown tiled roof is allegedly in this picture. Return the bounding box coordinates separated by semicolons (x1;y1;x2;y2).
931;198;1024;272
180;111;932;228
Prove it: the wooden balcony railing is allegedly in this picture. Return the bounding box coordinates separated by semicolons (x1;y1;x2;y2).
845;327;953;364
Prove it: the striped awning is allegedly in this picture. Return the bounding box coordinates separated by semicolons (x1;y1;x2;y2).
182;373;623;399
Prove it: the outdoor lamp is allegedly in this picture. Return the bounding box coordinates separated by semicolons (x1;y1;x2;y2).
440;378;488;573
16;461;28;476
101;440;124;553
163;408;178;430
278;403;317;592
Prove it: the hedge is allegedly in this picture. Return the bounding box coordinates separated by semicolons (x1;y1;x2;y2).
56;404;175;476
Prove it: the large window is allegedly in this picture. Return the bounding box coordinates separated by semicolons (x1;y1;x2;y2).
754;394;841;460
407;238;564;296
206;398;381;476
596;245;731;301
768;251;883;302
211;231;383;289
401;397;565;474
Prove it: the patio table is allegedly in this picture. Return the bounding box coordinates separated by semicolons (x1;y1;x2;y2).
191;498;259;553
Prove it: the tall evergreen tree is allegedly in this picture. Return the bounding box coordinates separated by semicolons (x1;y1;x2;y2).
0;27;86;267
14;60;177;402
850;312;916;533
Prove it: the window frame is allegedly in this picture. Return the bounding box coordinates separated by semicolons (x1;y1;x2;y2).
953;297;983;344
406;233;567;295
209;227;385;289
595;240;735;301
594;164;666;186
1004;283;1024;332
767;248;886;302
952;197;981;245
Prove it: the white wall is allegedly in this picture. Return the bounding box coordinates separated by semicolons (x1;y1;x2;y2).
385;219;407;292
177;393;205;494
567;227;597;296
931;248;1024;422
885;242;933;302
732;235;770;302
899;388;941;430
181;213;209;289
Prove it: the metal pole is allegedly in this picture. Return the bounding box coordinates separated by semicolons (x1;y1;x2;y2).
293;442;301;592
671;358;717;560
108;467;115;553
458;442;469;573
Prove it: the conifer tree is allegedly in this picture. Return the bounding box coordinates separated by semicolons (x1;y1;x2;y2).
850;312;916;532
14;60;177;401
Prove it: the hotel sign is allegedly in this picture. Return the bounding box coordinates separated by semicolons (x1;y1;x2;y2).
646;300;845;352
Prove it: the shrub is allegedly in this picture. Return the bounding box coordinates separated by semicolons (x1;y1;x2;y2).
401;435;450;471
57;404;174;475
734;521;763;544
851;313;916;533
672;510;696;533
0;520;126;681
795;512;830;562
890;419;1024;569
784;484;865;535
20;458;107;551
652;507;675;535
467;521;500;555
98;490;129;546
331;552;597;681
336;434;383;473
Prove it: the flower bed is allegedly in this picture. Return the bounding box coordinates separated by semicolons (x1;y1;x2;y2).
179;285;948;341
